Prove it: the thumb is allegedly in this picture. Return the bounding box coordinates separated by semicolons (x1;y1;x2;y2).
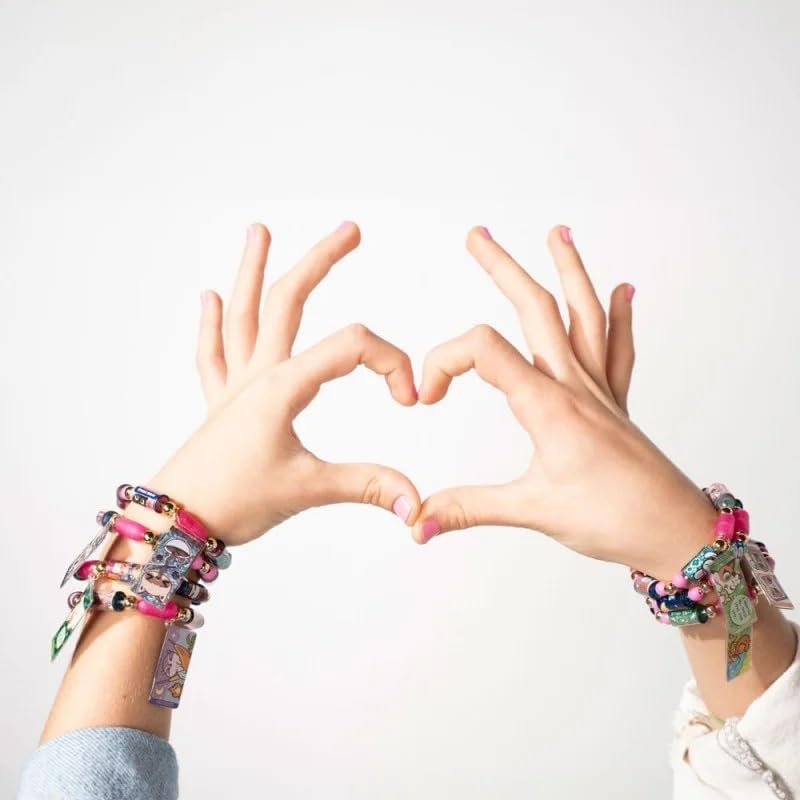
412;483;526;544
313;461;422;526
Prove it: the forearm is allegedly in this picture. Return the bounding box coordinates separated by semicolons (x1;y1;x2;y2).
680;601;797;720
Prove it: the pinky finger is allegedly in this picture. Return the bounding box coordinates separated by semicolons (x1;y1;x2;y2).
606;282;635;413
197;290;227;404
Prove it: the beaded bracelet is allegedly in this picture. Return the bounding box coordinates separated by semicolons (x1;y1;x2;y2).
75;559;210;605
88;584;205;629
630;484;793;681
52;484;230;710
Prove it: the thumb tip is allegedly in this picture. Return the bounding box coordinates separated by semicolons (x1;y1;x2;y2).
412;515;443;544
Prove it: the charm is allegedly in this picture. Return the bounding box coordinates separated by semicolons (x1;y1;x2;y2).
708;547;757;680
742;541;794;609
51;583;95;661
131;527;204;607
59;518;115;588
149;624;197;709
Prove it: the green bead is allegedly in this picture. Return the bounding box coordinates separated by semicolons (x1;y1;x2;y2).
668;608;702;626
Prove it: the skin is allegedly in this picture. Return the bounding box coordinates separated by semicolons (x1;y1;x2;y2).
42;221;795;748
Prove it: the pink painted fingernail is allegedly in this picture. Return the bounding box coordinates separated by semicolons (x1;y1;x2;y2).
337;221;352;232
476;226;492;240
560;226;573;244
626;284;636;302
393;495;413;523
200;290;211;308
420;518;441;541
246;223;256;242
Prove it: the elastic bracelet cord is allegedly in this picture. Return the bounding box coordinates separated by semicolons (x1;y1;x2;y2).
51;483;232;710
629;484;794;681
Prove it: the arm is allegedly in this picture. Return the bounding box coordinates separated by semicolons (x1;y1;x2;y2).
24;221;422;796
410;225;797;787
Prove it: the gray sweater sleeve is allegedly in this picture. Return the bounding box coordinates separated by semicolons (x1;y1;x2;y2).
17;727;178;800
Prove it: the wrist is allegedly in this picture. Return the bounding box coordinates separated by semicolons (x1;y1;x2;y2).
630;486;718;581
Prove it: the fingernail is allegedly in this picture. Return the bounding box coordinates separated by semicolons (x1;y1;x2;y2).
420;517;441;541
246;224;255;242
476;226;492;240
337;221;352;233
626;284;636;302
560;226;573;244
393;495;413;523
200;290;211;308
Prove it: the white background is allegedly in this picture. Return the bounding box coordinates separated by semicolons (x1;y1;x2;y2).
2;1;799;797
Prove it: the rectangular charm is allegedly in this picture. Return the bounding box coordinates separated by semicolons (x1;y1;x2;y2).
726;629;753;681
708;547;757;681
131;527;203;607
59;519;114;588
51;583;95;661
149;624;197;709
743;542;794;610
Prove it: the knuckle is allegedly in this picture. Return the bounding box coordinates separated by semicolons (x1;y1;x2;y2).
468;324;500;350
360;474;383;507
445;499;471;531
344;322;371;347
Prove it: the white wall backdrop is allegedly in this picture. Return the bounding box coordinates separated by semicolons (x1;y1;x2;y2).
1;1;799;797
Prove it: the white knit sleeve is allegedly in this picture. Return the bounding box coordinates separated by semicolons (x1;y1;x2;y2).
671;623;800;799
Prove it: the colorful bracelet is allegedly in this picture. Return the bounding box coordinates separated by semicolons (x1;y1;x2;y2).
52;483;229;710
89;584;205;629
74;559;210;604
630;484;793;681
101;510;231;567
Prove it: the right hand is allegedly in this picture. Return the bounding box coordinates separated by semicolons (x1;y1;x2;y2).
149;221;421;544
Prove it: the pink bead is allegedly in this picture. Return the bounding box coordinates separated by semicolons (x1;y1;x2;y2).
715;513;735;540
734;508;749;534
191;554;206;570
75;561;96;580
175;508;208;541
113;516;148;541
199;561;219;583
136;599;178;620
672;573;690;589
654;581;666;596
688;586;704;602
658;613;671;624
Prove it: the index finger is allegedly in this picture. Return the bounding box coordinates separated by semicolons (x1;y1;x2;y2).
287;323;417;415
466;226;573;380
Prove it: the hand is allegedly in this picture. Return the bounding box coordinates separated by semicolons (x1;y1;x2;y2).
150;222;421;544
413;226;715;580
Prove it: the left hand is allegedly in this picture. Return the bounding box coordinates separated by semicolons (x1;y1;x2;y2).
412;225;715;580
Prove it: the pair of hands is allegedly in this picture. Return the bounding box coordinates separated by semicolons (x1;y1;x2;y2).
152;222;715;581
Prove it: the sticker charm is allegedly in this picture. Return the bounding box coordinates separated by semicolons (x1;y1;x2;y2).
742;541;794;610
59;519;115;588
131;527;203;608
51;583;95;661
149;624;197;709
708;547;757;680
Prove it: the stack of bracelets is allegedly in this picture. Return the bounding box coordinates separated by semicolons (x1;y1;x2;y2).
630;483;793;681
50;484;231;709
